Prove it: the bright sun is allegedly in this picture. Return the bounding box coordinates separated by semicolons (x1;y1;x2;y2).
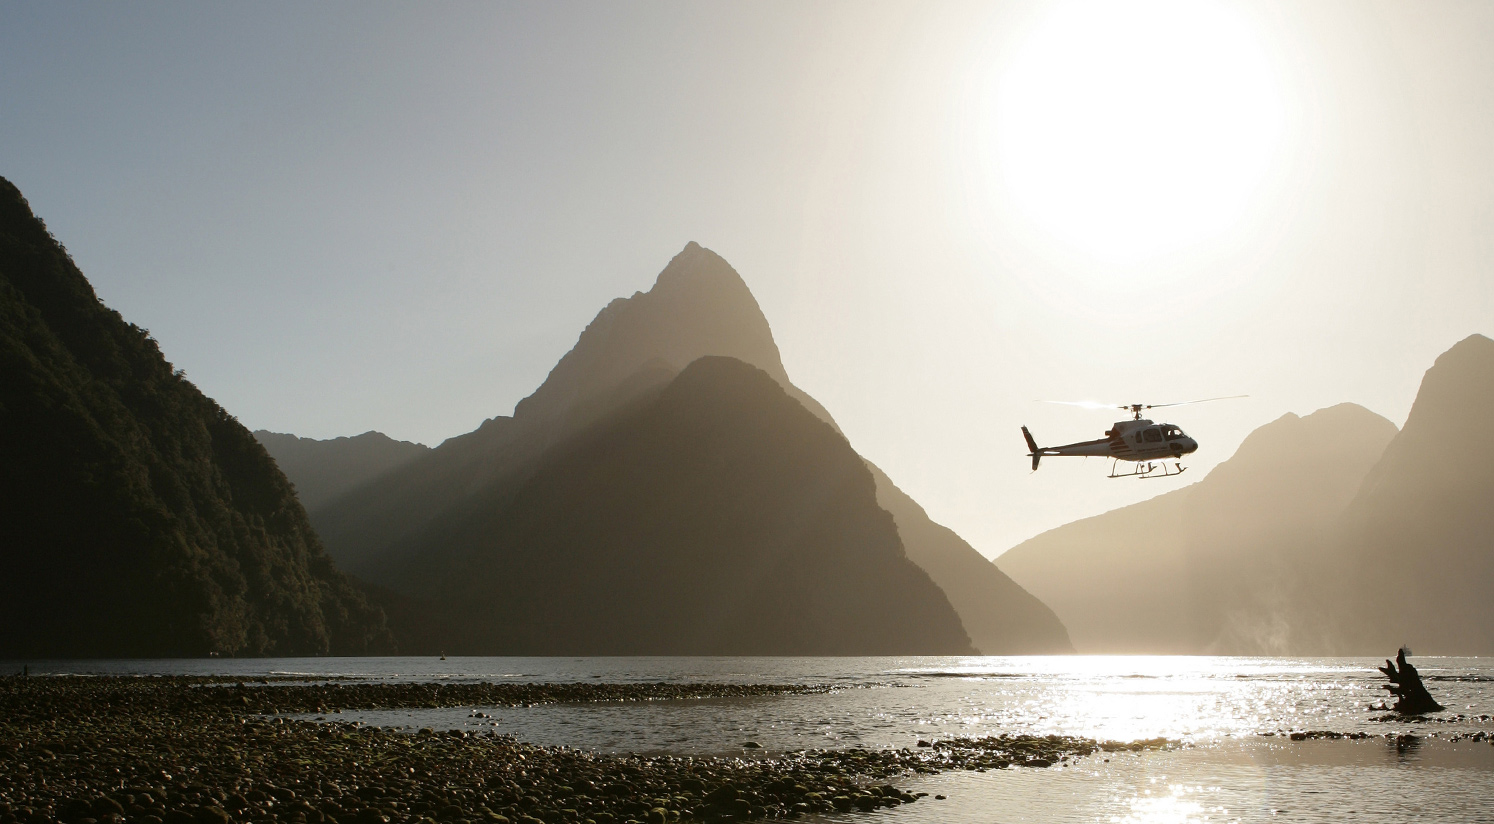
990;0;1285;263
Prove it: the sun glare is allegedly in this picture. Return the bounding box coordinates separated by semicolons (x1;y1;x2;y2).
989;0;1285;263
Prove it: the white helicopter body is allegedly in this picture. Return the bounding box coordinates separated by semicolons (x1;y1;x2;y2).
1022;398;1241;479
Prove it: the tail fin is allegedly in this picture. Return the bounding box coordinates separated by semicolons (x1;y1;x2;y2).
1022;426;1041;471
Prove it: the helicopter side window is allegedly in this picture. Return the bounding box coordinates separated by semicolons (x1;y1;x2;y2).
1143;428;1163;443
1164;427;1184;440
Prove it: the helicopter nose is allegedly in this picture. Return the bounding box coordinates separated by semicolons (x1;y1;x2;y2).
1184;438;1198;454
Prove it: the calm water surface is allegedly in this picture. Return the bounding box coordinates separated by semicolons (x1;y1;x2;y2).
12;656;1494;822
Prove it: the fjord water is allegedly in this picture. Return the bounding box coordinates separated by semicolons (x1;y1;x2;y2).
14;656;1494;822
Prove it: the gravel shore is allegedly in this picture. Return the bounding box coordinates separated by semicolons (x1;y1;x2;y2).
0;676;1144;824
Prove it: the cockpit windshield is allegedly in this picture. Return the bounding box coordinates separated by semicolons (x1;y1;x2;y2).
1163;427;1187;440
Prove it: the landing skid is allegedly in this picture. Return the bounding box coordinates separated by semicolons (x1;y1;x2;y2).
1109;460;1187;479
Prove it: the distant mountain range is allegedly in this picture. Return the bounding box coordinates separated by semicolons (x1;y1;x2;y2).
1000;335;1494;655
252;430;428;511
26;159;1481;658
272;242;1070;654
0;176;391;657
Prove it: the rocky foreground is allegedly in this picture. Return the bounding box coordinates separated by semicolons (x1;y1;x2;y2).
0;676;1151;824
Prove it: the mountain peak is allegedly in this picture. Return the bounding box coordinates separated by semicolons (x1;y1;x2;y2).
1204;404;1393;483
654;241;735;288
1398;332;1494;438
1356;332;1494;499
512;243;789;425
1431;333;1494;372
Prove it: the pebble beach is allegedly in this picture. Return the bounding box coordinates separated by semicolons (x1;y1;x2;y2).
0;676;1132;824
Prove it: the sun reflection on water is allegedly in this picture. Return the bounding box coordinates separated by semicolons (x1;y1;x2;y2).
1110;785;1221;824
893;656;1380;743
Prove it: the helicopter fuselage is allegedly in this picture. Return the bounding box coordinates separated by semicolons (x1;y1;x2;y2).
1023;418;1198;467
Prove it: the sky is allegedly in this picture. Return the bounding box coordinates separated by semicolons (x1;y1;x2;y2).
4;1;1492;558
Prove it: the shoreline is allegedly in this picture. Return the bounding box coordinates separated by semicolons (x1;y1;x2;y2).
0;676;1126;824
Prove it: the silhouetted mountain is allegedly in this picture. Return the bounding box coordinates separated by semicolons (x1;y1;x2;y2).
1321;334;1494;654
312;242;1068;653
999;403;1398;653
254;430;429;511
399;356;974;654
311;244;783;578
0;176;392;657
867;464;1071;654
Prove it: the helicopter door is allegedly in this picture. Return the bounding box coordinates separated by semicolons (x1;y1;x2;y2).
1143;428;1163;443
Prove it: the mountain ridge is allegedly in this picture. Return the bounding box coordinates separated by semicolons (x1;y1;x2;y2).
254;430;429;511
998;402;1398;654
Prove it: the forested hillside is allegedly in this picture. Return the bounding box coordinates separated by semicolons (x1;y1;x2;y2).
0;176;391;657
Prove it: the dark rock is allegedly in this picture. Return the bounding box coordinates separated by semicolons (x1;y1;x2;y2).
704;787;737;805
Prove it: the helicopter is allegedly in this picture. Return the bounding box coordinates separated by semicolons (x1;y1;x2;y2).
1021;396;1246;479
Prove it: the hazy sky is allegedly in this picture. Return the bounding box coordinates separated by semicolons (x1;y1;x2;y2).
4;1;1492;557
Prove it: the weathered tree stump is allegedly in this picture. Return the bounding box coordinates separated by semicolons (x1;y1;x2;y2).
1379;648;1443;714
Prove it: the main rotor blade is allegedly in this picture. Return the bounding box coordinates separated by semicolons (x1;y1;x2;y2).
1145;395;1249;410
1040;400;1123;410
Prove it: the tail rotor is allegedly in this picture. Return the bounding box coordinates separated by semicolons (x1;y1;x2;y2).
1022;426;1041;471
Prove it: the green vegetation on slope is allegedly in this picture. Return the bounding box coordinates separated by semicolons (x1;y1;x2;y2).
0;176;391;657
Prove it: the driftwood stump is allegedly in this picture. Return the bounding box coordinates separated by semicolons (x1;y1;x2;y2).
1379;648;1443;714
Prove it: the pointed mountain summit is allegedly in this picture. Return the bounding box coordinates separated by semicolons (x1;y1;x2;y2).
1324;334;1494;654
1000;403;1398;653
0;176;391;657
311;243;813;575
515;242;829;428
311;242;1068;653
